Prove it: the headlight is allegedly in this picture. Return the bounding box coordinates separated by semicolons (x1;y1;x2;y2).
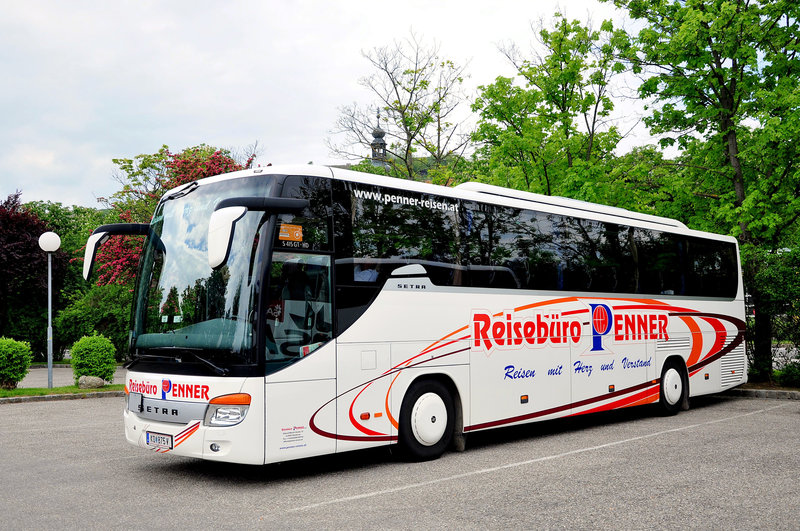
204;393;251;427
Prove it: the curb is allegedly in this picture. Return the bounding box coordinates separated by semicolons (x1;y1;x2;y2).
721;388;800;400
0;391;125;405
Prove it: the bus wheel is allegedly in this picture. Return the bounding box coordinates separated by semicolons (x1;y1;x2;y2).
659;360;688;415
399;380;454;461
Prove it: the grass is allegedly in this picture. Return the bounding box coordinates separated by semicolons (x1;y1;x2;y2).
31;358;125;367
0;384;124;398
30;361;125;367
30;360;72;367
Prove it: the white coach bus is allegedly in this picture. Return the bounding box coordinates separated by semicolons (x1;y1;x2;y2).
83;165;747;464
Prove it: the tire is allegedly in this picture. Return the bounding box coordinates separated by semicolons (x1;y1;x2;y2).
659;360;688;415
398;379;454;461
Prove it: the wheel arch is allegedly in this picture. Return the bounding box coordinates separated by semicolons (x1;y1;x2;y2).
402;372;464;448
659;354;690;412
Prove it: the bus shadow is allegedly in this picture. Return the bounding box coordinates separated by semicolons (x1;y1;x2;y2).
151;394;732;484
155;444;397;485
464;394;730;452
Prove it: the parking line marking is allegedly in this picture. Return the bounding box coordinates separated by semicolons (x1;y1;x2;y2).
289;403;787;513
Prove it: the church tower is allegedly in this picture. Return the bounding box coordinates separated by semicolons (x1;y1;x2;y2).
370;111;388;167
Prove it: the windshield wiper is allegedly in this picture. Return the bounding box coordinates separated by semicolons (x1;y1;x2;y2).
126;348;229;376
165;181;198;200
186;352;230;376
124;352;181;369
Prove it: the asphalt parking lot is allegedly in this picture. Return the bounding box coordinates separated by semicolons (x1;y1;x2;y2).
1;393;798;529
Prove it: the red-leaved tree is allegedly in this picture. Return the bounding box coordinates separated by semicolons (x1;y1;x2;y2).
93;145;255;286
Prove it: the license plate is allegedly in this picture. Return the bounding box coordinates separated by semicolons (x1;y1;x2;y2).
146;431;173;449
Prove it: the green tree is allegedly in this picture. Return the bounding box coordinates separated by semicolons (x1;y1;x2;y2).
578;145;680;214
473;14;627;195
55;283;133;360
23;201;112;310
610;0;800;379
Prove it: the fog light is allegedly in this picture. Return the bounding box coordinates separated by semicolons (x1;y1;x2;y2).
210;443;220;452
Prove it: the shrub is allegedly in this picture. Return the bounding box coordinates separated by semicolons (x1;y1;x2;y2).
0;337;33;389
71;335;116;384
775;361;800;388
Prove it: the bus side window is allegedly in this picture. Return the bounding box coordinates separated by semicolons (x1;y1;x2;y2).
354;262;379;282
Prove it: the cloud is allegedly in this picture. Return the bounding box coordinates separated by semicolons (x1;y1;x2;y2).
0;0;638;207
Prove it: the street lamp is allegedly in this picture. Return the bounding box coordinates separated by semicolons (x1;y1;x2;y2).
38;231;60;389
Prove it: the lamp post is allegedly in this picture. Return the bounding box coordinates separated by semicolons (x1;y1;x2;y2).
38;231;60;389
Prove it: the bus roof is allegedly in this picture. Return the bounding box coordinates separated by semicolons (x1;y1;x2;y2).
454;181;688;230
326;166;687;231
190;164;695;234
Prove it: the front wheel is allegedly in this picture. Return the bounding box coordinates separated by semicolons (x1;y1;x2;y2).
398;380;454;461
659;360;688;415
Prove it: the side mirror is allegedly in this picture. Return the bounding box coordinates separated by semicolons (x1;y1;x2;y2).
82;223;150;280
208;206;247;269
83;231;109;280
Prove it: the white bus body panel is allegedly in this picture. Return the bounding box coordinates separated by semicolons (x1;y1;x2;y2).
264;378;337;464
264;341;336;464
331;278;472;454
334;279;745;435
312;274;743;447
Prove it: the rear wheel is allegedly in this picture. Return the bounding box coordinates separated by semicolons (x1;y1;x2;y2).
398;380;454;461
659;360;688;415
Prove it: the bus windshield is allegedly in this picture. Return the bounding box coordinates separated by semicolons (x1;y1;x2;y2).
131;177;274;368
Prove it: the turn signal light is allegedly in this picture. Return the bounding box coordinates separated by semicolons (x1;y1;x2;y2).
209;393;251;405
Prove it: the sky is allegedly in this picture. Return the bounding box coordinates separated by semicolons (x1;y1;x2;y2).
0;0;642;208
